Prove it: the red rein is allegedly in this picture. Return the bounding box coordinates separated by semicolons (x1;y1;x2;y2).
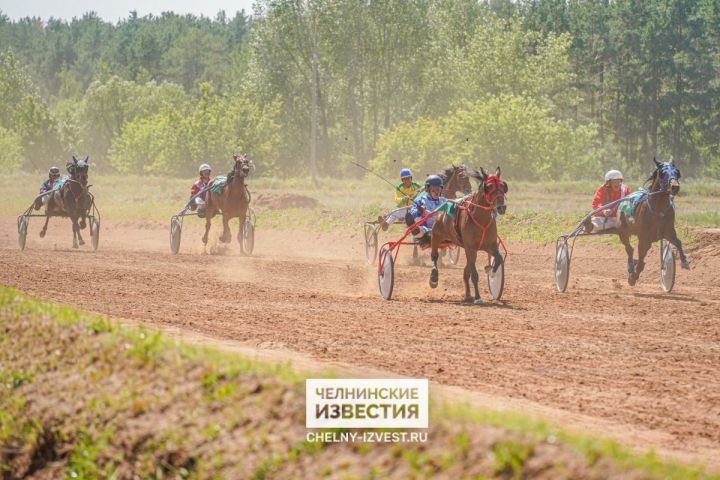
455;176;506;254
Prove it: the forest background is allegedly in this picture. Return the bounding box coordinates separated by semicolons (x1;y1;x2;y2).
1;0;719;182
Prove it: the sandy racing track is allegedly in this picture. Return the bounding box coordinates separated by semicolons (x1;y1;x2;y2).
2;216;719;469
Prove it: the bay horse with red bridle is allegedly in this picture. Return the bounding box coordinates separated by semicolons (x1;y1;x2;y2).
202;154;253;248
429;167;508;305
42;156;93;248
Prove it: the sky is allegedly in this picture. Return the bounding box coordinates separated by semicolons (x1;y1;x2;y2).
1;0;257;22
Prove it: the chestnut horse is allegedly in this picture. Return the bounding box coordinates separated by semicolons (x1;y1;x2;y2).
618;157;690;286
429;167;508;304
202;154;253;247
43;156;93;248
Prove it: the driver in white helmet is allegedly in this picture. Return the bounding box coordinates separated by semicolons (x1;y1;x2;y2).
586;169;631;232
190;163;212;217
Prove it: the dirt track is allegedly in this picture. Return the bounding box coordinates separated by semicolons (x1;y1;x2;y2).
2;216;719;468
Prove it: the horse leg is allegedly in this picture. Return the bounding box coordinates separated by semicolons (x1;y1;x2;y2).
202;214;212;245
667;227;690;269
470;263;482;305
619;233;636;286
634;235;651;280
71;216;79;249
77;223;85;246
429;231;442;288
462;255;472;303
220;215;231;243
39;215;50;238
465;249;482;305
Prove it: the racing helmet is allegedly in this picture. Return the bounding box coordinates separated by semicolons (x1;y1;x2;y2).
604;169;623;182
199;163;212;174
49;166;61;178
400;168;412;179
425;174;443;188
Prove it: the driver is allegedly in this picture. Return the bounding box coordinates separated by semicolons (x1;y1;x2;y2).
379;168;422;231
405;174;447;245
34;166;61;210
190;163;212;218
585;169;631;232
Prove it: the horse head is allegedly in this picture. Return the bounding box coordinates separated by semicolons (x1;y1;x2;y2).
468;166;508;215
455;165;473;195
232;154;253;178
439;165;473;198
652;157;681;195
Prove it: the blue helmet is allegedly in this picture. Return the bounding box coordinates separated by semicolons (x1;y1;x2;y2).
400;168;412;179
425;175;443;188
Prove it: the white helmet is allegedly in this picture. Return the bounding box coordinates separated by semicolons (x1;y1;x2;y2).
199;163;211;174
604;169;623;182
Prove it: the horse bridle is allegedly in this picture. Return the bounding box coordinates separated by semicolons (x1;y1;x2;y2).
643;164;679;218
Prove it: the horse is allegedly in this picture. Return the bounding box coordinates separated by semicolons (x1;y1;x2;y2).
429;167;508;305
202;154;253;247
42;156;93;248
437;165;472;199
617;157;690;286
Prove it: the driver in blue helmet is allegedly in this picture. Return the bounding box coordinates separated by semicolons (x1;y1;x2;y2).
405;174;447;244
378;168;423;231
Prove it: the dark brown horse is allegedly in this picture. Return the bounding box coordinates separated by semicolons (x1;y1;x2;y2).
43;156;92;248
618;157;689;285
429;167;508;304
202;154;253;247
438;165;473;199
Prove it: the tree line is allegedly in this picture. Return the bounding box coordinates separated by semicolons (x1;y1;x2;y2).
1;0;718;180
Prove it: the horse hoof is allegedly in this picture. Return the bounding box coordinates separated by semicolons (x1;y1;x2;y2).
79;239;85;246
73;244;79;249
465;296;473;304
681;260;690;270
429;279;438;289
474;298;484;305
628;274;637;286
39;230;46;238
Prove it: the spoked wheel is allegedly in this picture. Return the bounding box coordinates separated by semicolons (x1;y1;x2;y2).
364;224;378;264
378;246;395;300
486;256;504;300
241;219;255;255
660;239;676;293
170;217;182;254
555;240;570;293
448;245;461;265
90;217;100;252
18;216;28;251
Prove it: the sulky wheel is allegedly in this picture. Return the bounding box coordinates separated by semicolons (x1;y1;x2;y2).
170;217;182;254
18;216;28;251
555;241;570;293
659;239;676;293
486;256;504;300
364;224;378;265
90;218;100;252
378;246;395;300
241;218;255;255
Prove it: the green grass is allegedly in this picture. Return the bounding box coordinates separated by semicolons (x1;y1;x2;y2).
3;174;718;238
1;287;718;478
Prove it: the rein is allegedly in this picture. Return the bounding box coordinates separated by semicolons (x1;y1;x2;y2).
455;178;505;248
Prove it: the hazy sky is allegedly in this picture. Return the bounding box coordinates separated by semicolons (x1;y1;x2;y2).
1;0;256;22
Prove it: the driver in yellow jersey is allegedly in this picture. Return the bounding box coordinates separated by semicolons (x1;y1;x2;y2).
378;168;422;231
